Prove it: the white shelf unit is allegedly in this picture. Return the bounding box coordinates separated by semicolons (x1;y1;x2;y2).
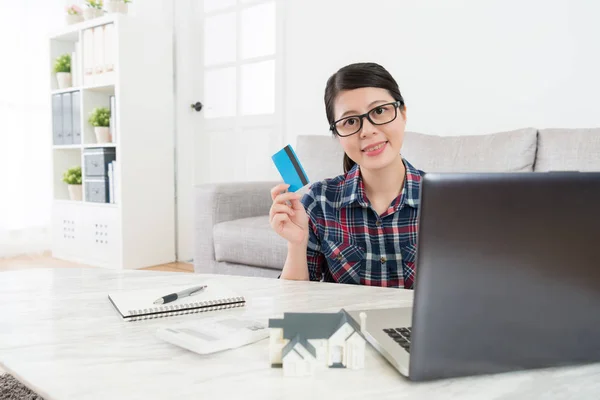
49;14;175;269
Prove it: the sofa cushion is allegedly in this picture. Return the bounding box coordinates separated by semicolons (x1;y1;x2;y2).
213;215;287;270
401;128;538;172
535;128;600;172
295;129;538;180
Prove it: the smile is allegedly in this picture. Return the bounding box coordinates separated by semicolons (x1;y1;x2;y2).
362;141;388;152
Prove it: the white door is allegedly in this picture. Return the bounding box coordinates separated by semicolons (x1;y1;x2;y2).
175;0;284;260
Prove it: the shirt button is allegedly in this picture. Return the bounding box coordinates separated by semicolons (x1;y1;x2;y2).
336;254;343;261
376;220;382;227
380;256;387;263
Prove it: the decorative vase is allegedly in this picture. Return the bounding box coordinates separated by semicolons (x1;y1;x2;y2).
95;8;105;18
106;1;120;13
66;14;84;25
56;72;72;89
68;184;82;201
94;126;112;143
119;2;128;14
83;8;96;20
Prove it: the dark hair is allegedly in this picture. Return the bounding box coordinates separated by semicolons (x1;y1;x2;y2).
324;62;405;173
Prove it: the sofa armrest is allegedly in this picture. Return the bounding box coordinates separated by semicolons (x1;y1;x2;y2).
194;180;280;272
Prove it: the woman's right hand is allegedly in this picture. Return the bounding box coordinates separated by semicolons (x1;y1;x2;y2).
269;184;309;245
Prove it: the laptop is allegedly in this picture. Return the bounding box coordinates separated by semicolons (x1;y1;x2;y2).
345;171;600;381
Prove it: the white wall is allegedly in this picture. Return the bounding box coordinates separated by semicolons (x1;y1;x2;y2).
0;0;64;256
284;0;600;145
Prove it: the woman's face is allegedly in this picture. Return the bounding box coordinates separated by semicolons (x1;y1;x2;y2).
333;87;406;171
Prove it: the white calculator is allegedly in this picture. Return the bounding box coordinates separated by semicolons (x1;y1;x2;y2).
156;316;269;355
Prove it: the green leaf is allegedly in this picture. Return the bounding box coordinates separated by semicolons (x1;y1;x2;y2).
53;53;71;74
88;107;111;127
62;166;82;185
86;0;104;9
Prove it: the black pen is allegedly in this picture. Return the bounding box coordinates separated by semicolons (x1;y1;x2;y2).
153;285;207;305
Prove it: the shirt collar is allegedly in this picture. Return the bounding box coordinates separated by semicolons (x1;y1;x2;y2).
399;158;422;209
339;158;422;210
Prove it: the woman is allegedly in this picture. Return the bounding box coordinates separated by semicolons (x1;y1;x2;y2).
269;62;423;288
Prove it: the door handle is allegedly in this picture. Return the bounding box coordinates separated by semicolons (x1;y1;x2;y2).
190;101;203;112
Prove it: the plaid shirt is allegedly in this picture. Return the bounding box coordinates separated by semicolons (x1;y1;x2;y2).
301;158;423;288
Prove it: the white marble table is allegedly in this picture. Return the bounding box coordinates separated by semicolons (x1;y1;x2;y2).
1;268;600;400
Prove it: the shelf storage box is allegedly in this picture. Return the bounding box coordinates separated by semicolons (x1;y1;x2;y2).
84;147;116;177
85;177;110;203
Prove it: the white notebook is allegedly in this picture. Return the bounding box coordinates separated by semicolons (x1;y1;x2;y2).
108;282;245;322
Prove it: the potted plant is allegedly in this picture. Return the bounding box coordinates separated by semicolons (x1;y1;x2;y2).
83;0;104;20
88;107;112;143
106;0;119;13
54;54;72;89
63;166;83;201
106;0;130;14
65;5;83;25
120;0;131;13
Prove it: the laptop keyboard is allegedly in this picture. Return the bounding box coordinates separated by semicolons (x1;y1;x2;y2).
383;327;411;353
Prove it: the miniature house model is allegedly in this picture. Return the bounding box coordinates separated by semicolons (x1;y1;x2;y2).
268;310;367;377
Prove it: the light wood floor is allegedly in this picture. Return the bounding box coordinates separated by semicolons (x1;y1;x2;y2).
0;251;194;273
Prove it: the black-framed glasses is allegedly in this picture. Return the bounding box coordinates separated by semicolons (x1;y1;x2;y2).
330;101;403;137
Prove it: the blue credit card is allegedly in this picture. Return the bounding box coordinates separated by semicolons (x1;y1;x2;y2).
271;144;310;192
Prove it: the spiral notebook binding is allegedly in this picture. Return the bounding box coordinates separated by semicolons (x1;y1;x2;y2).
125;296;245;321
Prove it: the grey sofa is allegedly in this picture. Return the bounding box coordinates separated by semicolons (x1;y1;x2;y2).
194;127;600;277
